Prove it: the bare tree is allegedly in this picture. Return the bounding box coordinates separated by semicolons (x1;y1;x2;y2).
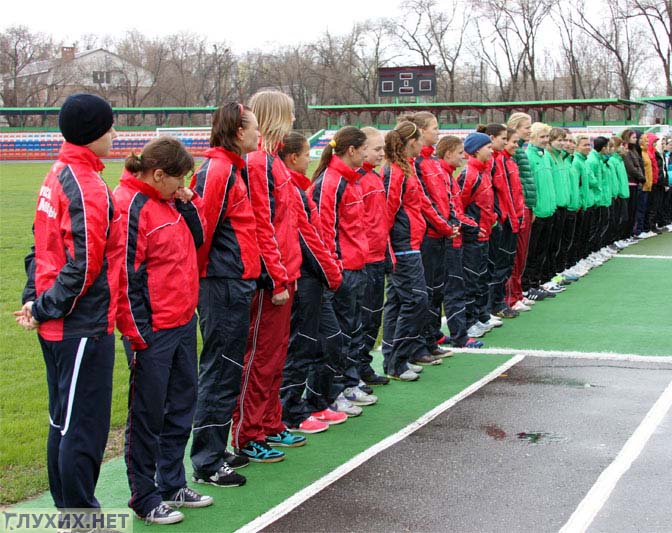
630;0;672;95
574;0;644;100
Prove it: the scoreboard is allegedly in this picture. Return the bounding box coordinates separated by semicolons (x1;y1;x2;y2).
377;65;437;97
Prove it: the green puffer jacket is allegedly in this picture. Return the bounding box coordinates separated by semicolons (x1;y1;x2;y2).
545;146;570;208
526;144;556;218
566;153;581;212
572;152;596;210
513;140;536;210
609;152;630;199
587;150;607;207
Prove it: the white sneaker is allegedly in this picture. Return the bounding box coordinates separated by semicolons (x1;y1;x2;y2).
332;394;363;417
390;369;420;381
467;323;487;338
343;386;378;406
479;320;496;332
406;362;424;373
521;297;536;306
512;301;531;312
542;282;565;293
487;316;503;328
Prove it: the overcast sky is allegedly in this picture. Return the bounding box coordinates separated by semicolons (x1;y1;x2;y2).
4;0;400;52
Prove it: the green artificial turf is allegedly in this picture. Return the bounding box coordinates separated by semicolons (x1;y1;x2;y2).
479;242;672;356
15;353;512;532
616;231;672;255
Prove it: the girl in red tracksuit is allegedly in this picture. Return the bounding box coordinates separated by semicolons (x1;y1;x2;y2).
502;129;528;313
458;132;496;337
115;137;211;524
310;126;378;410
436;136;482;348
356;127;390;386
278;132;343;433
189;103;261;487
483;123;521;318
408;112;460;363
382;121;452;381
17;94;121;512
231;90;304;463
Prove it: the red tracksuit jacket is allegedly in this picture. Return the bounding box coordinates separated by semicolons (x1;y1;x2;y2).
384;161;457;253
22;142;122;341
358;162;388;263
439;160;478;248
245;147;301;294
414;146;458;239
289;169;342;291
114;171;206;351
190;147;261;280
458;156;496;242
310;156;368;271
504;152;526;232
492;150;519;232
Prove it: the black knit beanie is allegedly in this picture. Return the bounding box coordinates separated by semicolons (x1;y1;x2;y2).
58;93;114;146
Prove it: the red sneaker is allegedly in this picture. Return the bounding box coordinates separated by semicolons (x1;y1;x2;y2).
291;416;329;434
311;409;348;425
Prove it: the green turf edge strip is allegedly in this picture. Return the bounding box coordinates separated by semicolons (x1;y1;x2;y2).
237;354;525;533
11;353;513;533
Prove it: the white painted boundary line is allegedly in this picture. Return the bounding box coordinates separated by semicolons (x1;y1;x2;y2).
234;354;526;533
559;378;672;533
614;254;672;259
450;347;672;364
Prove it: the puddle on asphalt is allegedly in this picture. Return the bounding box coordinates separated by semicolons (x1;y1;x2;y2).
482;425;567;444
516;431;567;444
498;372;599;389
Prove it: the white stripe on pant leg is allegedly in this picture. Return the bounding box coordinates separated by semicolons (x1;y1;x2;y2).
61;338;88;436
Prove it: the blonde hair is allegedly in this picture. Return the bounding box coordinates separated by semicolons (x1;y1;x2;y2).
248;90;294;153
530;122;551;142
507;112;532;131
361;126;381;139
575;134;589;144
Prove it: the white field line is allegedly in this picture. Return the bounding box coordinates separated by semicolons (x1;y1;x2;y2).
559;378;672;533
614;254;672;259
450;347;672;364
234;354;526;533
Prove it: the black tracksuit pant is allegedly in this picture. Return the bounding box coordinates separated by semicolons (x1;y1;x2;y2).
558;210;577;272
443;244;469;346
421;236;446;351
190;278;255;477
488;220;518;313
306;290;344;411
356;260;385;379
40;334;114;510
523;215;553;290
462;238;490;327
547;207;566;279
332;269;366;392
382;252;428;376
125;317;197;517
281;272;323;428
627;186;639;237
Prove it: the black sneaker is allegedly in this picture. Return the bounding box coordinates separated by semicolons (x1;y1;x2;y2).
358;381;374;395
164;486;214;508
193;463;246;488
142;503;184;525
362;373;390;386
495;307;519;319
224;449;250;469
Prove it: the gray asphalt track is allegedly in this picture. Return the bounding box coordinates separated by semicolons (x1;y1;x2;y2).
263;357;672;533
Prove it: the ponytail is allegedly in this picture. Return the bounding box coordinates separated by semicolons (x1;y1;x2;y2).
312;126;367;180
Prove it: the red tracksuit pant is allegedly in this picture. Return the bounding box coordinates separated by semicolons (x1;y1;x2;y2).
232;285;295;449
505;207;533;307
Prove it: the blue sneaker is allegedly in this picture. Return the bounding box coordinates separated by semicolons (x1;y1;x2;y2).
265;429;306;448
465;338;484;348
238;440;285;462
